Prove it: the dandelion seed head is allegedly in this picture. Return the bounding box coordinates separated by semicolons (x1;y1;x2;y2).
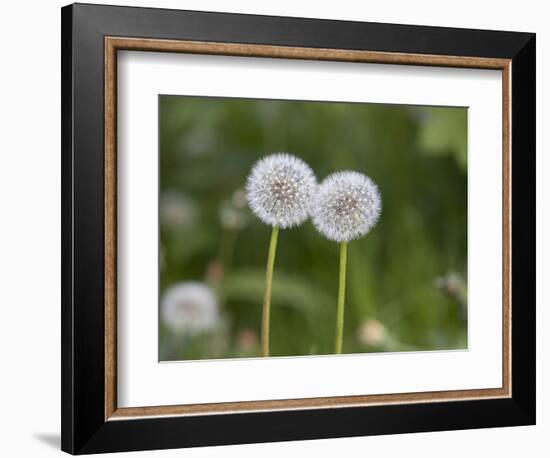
313;171;381;243
161;282;219;335
246;153;317;229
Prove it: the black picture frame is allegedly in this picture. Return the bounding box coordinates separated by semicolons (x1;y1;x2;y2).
61;3;535;454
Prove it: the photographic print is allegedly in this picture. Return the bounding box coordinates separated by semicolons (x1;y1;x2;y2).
159;95;468;361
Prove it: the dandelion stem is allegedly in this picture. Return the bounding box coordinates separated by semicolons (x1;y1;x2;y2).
261;226;279;357
335;241;347;354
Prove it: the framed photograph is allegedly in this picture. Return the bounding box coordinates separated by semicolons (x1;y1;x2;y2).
61;3;536;454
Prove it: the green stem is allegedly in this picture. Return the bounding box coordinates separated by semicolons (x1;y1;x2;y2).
261;226;279;357
335;242;348;354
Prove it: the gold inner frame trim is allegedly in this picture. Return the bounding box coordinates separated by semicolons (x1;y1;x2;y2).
104;36;512;421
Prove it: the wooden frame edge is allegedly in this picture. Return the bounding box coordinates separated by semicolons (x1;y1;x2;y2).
105;37;510;69
105;38;117;419
104;36;512;421
502;61;512;399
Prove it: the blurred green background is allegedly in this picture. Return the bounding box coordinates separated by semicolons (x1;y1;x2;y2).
159;95;468;361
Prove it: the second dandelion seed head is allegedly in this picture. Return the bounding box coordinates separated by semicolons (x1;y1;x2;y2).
313;171;382;243
246;153;317;229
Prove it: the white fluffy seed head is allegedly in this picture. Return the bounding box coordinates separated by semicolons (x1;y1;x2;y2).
246;153;317;229
313;171;382;243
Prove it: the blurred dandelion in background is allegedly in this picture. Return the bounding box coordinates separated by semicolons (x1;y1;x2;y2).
161;282;219;336
160;190;198;232
436;271;467;309
219;190;249;231
232;188;247;210
357;319;388;347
